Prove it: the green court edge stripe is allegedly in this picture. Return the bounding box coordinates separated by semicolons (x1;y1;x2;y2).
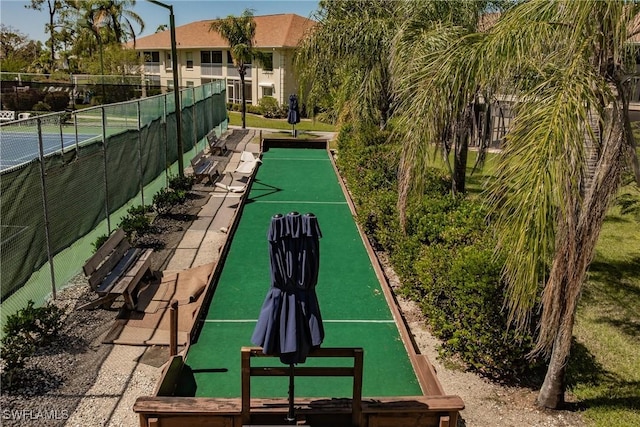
204;319;397;323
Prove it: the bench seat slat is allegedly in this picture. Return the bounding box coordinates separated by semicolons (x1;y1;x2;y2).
109;249;152;309
95;247;142;294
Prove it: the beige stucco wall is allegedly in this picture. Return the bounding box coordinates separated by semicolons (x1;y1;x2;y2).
142;47;300;106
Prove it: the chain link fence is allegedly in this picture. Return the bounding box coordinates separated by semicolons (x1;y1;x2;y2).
0;80;228;327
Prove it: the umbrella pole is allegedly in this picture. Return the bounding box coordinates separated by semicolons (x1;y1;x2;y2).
286;363;296;424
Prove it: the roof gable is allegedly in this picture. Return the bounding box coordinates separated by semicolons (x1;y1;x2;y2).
133;13;316;50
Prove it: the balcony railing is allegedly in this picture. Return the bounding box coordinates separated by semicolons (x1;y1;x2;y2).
227;66;252;78
143;63;160;74
201;64;223;76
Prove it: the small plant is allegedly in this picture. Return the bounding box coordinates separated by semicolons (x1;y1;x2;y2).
118;204;153;239
169;175;195;192
153;188;186;215
1;300;64;387
127;204;153;216
92;233;110;253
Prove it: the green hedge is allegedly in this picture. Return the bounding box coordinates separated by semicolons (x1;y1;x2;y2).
336;123;541;381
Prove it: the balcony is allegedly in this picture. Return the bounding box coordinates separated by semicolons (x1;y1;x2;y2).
227;66;252;78
143;63;160;74
201;64;223;76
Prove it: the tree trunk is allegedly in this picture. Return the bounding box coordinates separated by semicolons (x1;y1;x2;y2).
49;11;55;69
240;67;246;129
537;312;571;407
452;106;472;194
536;106;626;408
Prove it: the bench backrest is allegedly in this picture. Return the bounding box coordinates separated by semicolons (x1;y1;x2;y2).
206;132;218;146
207;132;226;154
190;151;208;168
83;229;131;290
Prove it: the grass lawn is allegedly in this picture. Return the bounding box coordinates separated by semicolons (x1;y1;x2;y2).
570;185;640;427
227;111;336;132
463;149;640;427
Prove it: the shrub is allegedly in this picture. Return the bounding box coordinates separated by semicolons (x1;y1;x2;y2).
153;188;186;215
119;204;152;238
169;174;195;192
259;96;287;118
1;88;45;111
1;300;64;386
416;243;542;379
336;122;542;381
44;91;70;111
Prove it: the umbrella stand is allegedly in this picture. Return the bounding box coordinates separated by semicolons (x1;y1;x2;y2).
286;364;296;424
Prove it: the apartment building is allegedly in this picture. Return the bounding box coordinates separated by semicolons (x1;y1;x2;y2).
133;14;315;106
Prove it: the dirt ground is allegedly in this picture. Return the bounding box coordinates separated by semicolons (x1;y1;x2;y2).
1;186;586;427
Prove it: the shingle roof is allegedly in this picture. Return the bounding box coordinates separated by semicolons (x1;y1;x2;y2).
133;13;316;49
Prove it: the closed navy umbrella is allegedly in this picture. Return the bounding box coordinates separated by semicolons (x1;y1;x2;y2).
251;212;323;423
287;94;300;137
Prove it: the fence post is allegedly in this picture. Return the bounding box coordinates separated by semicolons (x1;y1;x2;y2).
192;87;197;152
137;100;145;207
58;114;64;154
37;118;57;299
101;107;111;232
163;94;169;187
73;109;80;152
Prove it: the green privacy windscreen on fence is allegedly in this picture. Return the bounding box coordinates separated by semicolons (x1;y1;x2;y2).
0;81;227;310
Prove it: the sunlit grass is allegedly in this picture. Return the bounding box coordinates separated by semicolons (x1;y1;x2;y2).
570;198;640;427
227;111;336;132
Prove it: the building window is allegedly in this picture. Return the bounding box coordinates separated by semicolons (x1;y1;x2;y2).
262;52;273;72
227;79;252;104
143;51;160;63
186;52;193;69
186;81;194;87
226;51;250;66
262;86;273;97
167;79;174;90
201;50;222;64
165;52;173;70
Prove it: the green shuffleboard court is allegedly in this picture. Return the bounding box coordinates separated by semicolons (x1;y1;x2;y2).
185;147;422;398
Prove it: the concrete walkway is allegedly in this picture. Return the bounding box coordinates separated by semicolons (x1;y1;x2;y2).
66;130;259;427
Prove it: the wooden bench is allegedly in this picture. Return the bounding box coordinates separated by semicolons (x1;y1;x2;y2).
206;131;228;156
190;150;219;184
79;228;153;310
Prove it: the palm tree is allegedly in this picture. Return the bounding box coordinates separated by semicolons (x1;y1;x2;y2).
68;0;144;45
97;0;144;45
295;0;400;129
210;9;259;129
390;0;505;195
392;0;640;408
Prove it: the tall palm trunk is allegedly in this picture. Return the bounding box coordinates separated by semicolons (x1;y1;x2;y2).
240;66;246;129
537;107;626;408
